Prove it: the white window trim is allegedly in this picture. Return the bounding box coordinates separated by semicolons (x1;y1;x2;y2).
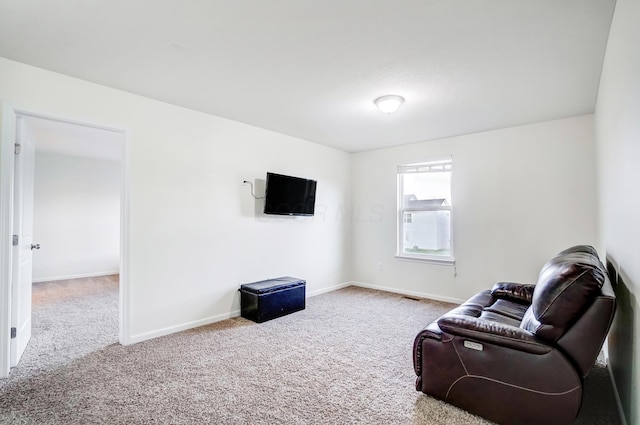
397;157;455;264
394;254;456;265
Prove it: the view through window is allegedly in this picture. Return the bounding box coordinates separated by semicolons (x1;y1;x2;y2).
397;158;453;262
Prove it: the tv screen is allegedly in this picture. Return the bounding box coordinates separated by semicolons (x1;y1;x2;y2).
264;172;317;216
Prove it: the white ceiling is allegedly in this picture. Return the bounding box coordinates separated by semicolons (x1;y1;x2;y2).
0;1;616;152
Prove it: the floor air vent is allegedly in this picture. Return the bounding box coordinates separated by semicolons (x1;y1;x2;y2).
402;296;421;301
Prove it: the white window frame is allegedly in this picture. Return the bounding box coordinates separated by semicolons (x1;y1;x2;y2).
396;157;455;264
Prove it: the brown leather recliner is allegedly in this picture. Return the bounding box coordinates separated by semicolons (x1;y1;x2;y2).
413;245;616;425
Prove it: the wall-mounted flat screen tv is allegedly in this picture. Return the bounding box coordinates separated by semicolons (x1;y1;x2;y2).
264;172;317;216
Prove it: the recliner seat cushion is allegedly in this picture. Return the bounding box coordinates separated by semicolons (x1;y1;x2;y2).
485;299;529;321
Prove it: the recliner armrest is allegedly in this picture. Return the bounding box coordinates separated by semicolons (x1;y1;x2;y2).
437;314;551;354
491;281;535;305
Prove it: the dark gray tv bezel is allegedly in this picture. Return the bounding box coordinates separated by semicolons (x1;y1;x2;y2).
263;172;317;217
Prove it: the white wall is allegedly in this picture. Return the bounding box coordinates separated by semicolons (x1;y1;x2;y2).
32;152;120;282
0;57;351;342
351;115;598;302
595;0;640;422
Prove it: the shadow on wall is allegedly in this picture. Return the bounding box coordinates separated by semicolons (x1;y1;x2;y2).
606;256;637;425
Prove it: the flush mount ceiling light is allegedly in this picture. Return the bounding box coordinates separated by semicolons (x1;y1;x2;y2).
374;95;405;114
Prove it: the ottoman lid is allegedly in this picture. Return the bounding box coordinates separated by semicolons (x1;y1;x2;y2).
240;276;305;294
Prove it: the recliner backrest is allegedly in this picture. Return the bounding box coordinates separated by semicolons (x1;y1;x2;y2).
520;249;606;343
556;277;616;378
555;244;599;257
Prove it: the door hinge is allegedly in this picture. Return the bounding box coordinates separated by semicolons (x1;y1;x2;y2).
12;235;18;246
11;327;16;339
14;143;21;155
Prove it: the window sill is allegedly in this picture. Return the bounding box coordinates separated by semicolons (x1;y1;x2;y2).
395;254;456;265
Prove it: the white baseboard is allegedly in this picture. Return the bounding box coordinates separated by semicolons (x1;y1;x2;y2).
348;281;466;304
307;281;351;298
607;361;628;425
128;309;242;345
32;270;119;283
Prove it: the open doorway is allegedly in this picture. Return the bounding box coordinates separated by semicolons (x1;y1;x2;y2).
0;108;129;376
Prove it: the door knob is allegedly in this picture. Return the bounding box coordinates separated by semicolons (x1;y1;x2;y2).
30;244;40;250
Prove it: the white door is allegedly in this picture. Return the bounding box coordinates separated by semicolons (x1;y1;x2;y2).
10;114;35;366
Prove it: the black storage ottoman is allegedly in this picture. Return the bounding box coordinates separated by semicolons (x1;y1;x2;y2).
239;276;306;323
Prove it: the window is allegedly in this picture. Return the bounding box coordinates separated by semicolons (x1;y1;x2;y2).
397;158;453;263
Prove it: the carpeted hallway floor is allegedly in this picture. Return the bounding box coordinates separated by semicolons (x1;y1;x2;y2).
0;277;621;424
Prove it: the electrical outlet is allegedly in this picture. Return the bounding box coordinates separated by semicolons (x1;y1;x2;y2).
377;262;383;271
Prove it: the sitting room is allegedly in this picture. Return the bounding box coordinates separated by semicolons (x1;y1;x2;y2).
0;1;638;424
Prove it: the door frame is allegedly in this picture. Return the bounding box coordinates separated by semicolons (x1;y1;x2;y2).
0;104;132;377
10;112;34;366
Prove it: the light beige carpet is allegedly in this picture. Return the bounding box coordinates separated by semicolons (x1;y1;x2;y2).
0;277;621;424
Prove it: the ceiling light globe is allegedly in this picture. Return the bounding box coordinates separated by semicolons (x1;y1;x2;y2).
374;95;405;114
